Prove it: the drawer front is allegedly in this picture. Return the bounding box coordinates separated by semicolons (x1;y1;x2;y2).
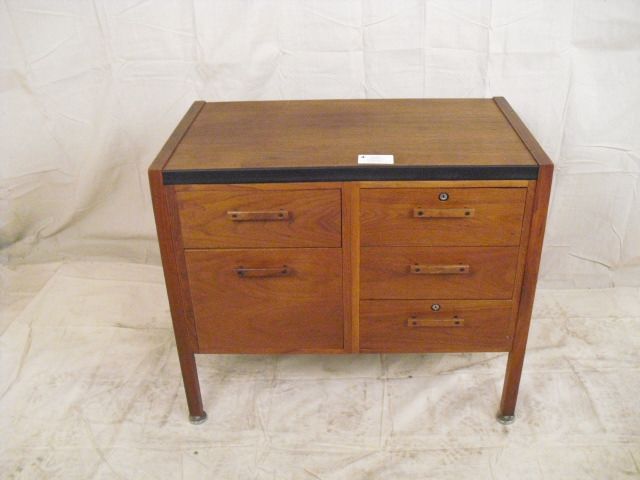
360;246;519;300
360;187;526;246
185;248;343;353
360;300;514;352
177;189;341;248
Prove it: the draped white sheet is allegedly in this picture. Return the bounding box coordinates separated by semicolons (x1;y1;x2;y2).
2;3;640;476
2;0;639;287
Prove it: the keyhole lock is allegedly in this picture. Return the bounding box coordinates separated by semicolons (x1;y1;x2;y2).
431;303;441;312
439;192;449;201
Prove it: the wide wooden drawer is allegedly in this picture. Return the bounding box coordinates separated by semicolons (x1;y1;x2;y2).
176;188;341;248
360;246;519;300
360;300;514;352
185;248;343;353
360;187;527;246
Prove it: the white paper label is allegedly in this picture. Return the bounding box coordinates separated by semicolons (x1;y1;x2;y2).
358;154;394;165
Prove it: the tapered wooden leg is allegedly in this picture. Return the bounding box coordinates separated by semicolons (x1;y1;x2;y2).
176;348;207;424
498;348;526;424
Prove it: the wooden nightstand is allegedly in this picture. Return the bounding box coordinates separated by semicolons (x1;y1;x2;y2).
149;98;553;425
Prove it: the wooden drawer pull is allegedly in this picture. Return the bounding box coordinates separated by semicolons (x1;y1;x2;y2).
413;208;475;218
407;317;465;328
234;266;290;278
227;210;290;221
409;264;470;275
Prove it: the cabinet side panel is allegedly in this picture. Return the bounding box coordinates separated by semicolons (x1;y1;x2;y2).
148;101;205;351
149;173;198;351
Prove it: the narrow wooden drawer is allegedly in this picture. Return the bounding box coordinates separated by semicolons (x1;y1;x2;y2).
360;187;527;246
360;246;519;300
360;300;514;352
176;188;341;248
185;248;343;353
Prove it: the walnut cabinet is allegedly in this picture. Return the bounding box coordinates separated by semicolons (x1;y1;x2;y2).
149;98;553;424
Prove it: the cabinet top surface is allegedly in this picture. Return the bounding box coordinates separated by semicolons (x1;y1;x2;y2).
158;98;549;183
168;99;537;168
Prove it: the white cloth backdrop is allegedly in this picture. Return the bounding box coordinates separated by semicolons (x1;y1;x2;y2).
1;0;639;287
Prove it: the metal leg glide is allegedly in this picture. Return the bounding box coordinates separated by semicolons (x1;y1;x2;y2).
497;414;515;425
189;411;208;425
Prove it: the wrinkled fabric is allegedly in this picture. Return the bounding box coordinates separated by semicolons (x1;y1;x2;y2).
2;3;639;477
1;261;639;478
0;0;639;287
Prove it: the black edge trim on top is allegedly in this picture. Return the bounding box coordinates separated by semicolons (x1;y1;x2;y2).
163;165;539;185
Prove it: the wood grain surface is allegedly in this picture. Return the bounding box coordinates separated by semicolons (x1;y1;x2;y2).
361;187;527;246
494;97;554;168
150;98;554;422
176;188;341;248
494;96;555;418
341;183;358;352
148;101;206;418
501;167;554;417
359;180;530;189
165;99;537;172
185;248;344;353
360;300;513;352
360;246;520;300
